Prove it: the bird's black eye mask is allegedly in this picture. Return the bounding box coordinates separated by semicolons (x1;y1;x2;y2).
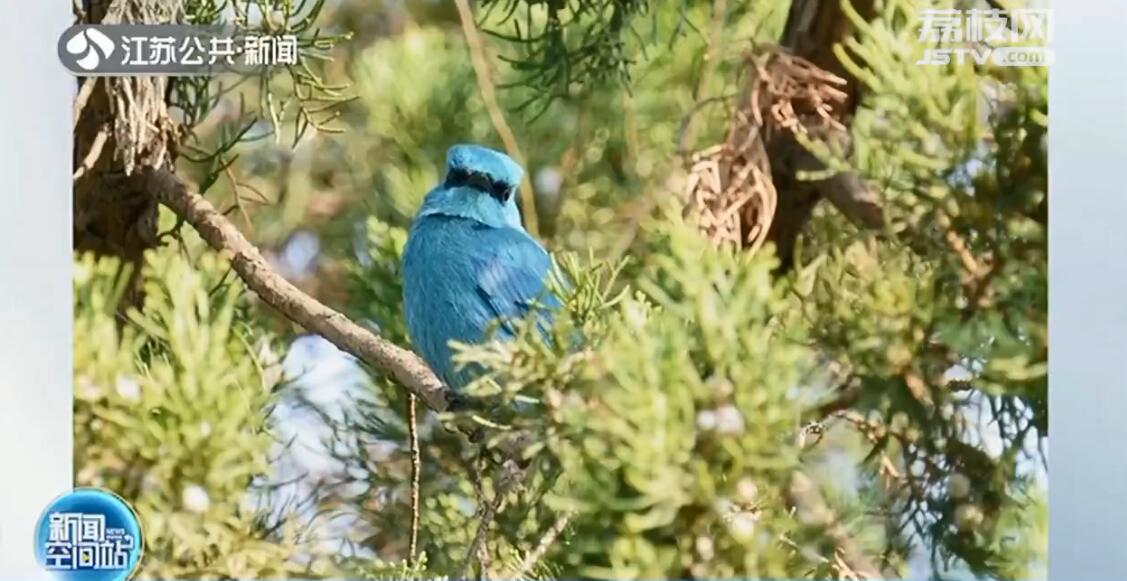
445;168;515;203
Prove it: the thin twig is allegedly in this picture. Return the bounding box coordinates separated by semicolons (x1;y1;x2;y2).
506;511;573;580
134;168;453;412
808;381;862;422
458;461;521;580
937;213;979;279
459;489;502;579
679;0;728;153
74;78;97;131
832;410;930;498
452;0;540;237
74;124;110;181
408;393;421;564
785;471;882;579
221;155;254;233
676;94;737;155
478;539;492;580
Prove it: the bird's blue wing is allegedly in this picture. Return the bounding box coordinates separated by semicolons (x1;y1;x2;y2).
470;225;560;340
403;216;560;390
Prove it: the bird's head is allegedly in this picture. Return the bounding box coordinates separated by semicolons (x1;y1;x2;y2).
416;144;524;229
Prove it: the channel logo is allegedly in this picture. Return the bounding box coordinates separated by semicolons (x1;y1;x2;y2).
62;27;116;71
34;488;143;581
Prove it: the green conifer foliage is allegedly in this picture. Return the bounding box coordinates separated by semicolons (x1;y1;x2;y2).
73;247;337;578
70;0;1046;578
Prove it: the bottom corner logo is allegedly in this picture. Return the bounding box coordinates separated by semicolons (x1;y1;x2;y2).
34;488;143;581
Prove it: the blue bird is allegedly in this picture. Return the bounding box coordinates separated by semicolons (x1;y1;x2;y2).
402;144;559;391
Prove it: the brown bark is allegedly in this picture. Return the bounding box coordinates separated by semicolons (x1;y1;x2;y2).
73;1;178;306
764;0;882;272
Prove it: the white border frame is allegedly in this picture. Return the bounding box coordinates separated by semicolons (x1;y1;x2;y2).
0;1;74;576
2;0;1127;578
1048;0;1127;578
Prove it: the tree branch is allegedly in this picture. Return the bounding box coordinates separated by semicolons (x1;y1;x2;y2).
459;460;522;580
133;167;454;413
506;511;573;580
763;0;882;272
73;78;97;131
73;124;110;181
679;0;729;154
786;471;882;579
408;393;422;563
452;0;540;238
